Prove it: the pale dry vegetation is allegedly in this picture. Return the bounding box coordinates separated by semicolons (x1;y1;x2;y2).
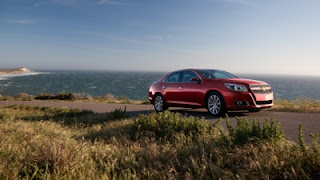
0;105;319;179
271;98;320;113
0;92;150;104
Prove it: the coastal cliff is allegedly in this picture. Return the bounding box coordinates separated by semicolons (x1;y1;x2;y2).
0;67;32;75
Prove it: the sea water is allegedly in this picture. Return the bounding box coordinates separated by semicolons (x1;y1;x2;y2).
0;70;319;100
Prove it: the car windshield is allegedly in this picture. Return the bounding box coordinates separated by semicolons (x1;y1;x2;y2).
197;69;237;79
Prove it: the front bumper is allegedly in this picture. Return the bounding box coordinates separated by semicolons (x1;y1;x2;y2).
224;91;274;110
148;91;154;104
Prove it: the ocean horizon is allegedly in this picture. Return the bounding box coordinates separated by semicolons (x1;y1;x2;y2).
0;70;320;100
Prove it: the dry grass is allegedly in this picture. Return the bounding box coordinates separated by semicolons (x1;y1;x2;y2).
0;106;319;179
4;93;320;112
0;93;150;105
271;98;320;113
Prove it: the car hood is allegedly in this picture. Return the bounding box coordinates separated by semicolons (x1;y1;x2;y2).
207;78;269;86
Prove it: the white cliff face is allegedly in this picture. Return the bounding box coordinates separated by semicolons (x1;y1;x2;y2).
18;67;32;72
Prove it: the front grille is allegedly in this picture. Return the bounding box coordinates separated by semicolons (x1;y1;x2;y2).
252;89;272;94
250;85;272;94
256;100;273;105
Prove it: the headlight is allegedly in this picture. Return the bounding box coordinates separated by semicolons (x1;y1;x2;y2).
225;83;248;92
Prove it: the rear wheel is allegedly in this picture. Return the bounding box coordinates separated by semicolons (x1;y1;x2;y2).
206;92;226;116
153;94;167;112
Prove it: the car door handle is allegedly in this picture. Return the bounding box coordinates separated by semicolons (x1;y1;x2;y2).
162;86;166;89
179;86;184;90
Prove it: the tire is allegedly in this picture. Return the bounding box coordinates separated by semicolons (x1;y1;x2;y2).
153;94;167;112
206;92;226;116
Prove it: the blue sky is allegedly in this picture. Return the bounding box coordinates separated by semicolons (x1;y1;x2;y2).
1;0;320;75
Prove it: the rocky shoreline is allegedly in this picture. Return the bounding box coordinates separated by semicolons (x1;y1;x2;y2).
0;67;32;75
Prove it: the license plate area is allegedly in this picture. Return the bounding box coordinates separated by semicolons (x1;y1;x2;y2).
254;93;273;102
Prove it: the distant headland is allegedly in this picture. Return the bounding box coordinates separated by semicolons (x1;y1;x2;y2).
0;67;32;75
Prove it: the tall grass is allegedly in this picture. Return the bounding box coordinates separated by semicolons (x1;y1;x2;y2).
4;105;127;126
272;98;320;113
0;108;319;179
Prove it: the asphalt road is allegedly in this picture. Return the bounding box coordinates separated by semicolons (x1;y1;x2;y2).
1;100;319;144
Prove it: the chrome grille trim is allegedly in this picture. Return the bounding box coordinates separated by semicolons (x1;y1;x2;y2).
250;85;272;94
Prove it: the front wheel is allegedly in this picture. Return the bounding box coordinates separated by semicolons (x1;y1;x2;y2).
206;92;226;116
153;94;167;112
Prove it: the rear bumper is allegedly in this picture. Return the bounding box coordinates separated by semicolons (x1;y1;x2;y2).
224;91;274;110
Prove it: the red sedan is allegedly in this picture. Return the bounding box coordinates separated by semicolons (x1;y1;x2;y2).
149;69;274;116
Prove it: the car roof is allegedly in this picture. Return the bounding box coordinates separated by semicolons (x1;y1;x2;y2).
173;69;222;72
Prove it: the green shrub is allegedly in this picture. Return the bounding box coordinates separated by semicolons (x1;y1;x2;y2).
311;133;320;154
106;107;128;120
134;111;219;143
35;93;76;101
226;116;284;145
35;93;54;100
299;124;307;152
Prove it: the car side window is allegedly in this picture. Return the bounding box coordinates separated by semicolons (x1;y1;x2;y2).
199;71;212;79
181;71;198;83
213;72;231;79
164;72;181;82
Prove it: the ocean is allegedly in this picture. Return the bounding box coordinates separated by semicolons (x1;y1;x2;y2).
0;70;320;100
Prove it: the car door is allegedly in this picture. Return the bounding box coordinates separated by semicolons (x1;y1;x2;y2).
176;70;203;106
162;71;182;105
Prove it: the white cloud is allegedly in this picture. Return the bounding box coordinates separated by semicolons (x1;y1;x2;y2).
97;0;124;5
8;19;35;25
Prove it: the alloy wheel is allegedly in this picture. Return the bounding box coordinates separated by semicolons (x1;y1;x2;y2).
208;95;221;115
154;95;164;112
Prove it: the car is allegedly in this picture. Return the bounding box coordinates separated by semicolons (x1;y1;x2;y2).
149;69;274;116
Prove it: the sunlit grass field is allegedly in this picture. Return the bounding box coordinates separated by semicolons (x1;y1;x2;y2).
0;105;319;179
2;93;320;113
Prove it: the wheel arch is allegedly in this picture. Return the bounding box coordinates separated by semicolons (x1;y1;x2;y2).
153;92;163;103
204;89;224;108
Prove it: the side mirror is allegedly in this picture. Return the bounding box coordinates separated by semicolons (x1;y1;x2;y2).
191;77;201;84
